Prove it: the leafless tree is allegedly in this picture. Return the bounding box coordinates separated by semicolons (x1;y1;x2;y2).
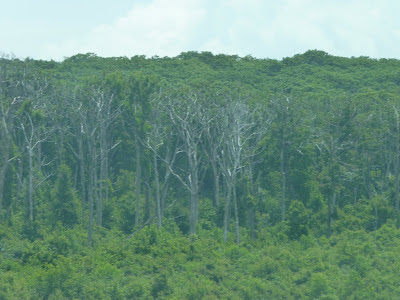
218;99;260;244
144;97;180;228
162;91;211;236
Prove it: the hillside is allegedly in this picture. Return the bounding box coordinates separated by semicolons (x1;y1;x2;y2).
1;50;400;298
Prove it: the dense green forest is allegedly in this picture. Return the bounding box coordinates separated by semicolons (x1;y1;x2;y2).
2;50;400;298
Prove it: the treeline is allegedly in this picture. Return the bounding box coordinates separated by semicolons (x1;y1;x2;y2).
1;50;400;245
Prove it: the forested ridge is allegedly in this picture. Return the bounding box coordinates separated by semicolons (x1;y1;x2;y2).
2;50;400;298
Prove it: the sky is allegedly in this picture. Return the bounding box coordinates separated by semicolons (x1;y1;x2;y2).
1;0;399;61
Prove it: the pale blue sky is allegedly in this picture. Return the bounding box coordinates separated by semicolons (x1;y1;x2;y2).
1;0;399;61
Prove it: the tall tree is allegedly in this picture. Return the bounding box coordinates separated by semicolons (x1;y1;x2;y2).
268;95;308;221
312;96;357;236
218;99;259;244
144;96;179;228
163;89;210;236
74;76;122;245
0;79;22;220
15;74;52;222
124;73;157;228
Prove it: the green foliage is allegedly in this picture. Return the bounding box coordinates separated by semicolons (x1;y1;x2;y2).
3;50;400;298
104;170;137;233
51;164;79;227
1;221;400;298
287;200;310;239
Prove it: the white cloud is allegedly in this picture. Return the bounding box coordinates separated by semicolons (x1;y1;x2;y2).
43;0;206;59
34;0;400;60
233;0;400;59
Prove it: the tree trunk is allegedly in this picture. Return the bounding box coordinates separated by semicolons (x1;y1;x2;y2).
78;135;86;220
223;182;232;243
97;128;106;227
16;156;24;203
88;168;94;246
280;139;286;222
248;164;256;240
160;139;177;214
0;111;11;220
93;142;99;227
87;134;95;246
28;147;34;222
232;185;240;245
0;149;10;220
153;150;162;228
135;132;141;227
249;208;255;240
211;159;220;207
36;141;42;174
328;191;336;237
144;170;151;224
395;148;399;212
189;167;199;236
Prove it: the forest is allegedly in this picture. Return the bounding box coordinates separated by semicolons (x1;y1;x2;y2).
1;50;400;298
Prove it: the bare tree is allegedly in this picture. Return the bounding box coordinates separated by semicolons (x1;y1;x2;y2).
72;81;121;245
144;97;180;228
390;104;400;212
16;82;53;222
0;95;22;220
91;86;121;227
202;104;224;208
218;99;259;244
0;60;27;219
162;91;210;236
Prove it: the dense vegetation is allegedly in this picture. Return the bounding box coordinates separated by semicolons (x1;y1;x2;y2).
2;50;400;298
